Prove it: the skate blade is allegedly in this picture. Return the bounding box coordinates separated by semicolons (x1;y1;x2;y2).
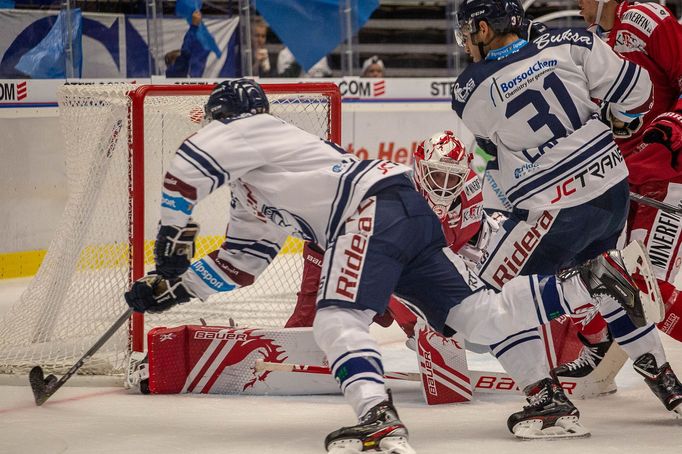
672;402;682;418
327;436;416;454
513;416;591;440
327;439;363;454
379;436;417;454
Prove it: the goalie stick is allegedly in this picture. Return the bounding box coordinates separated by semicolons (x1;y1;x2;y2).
630;191;682;216
29;307;134;406
255;360;523;395
255;355;624;398
255;359;421;381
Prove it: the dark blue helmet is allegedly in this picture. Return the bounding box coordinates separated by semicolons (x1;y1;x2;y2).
204;78;270;121
455;0;524;45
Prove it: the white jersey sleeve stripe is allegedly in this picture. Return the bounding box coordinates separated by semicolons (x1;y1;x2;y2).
603;60;628;101
180;141;230;186
326;160;380;241
224;239;280;263
610;62;639;103
618;66;642;104
186;139;231;181
177;145;220;193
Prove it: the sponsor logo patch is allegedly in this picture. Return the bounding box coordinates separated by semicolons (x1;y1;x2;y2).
452;78;475;103
486;211;555;288
622;9;656;36
614;30;647;53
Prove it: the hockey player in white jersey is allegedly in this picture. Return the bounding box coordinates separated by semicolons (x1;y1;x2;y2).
124;79;658;452
452;0;682;432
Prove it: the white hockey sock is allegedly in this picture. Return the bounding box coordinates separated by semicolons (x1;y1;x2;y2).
560;275;594;315
598;297;667;365
313;306;388;419
491;331;549;390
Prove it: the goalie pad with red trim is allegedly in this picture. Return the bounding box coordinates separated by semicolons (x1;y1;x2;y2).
415;321;471;404
146;325;338;394
658;284;682;342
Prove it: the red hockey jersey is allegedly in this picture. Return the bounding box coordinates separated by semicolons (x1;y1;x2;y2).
606;1;682;182
441;173;484;253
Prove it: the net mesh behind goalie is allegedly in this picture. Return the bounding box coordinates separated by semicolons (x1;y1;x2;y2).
0;83;341;376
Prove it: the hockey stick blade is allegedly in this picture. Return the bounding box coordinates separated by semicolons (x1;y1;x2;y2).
29;307;134;406
29;366;48;406
29;366;58;406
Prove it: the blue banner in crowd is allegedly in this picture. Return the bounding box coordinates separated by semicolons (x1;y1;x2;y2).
15;8;82;78
0;9;239;78
256;0;379;72
175;0;221;58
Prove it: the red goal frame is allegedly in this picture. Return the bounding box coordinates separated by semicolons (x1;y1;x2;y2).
126;83;342;351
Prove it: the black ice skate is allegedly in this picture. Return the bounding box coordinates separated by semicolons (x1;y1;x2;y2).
552;332;613;378
563;245;650;328
633;353;682;416
325;395;416;453
507;378;590;439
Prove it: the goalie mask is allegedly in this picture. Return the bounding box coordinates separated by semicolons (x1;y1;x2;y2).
413;131;471;220
204;78;270;121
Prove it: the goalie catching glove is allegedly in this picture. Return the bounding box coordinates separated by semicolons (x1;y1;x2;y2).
125;273;196;313
154;222;200;278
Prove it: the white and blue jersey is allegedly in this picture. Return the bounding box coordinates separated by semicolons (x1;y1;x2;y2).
452;28;652;212
160;113;411;299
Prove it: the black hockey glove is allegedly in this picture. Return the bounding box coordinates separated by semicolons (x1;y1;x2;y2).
154;222;200;278
125;273;195;313
642;111;682;168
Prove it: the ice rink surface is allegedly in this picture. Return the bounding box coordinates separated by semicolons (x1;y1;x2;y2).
1;277;681;454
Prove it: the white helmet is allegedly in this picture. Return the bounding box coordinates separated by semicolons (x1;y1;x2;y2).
413;131;471;219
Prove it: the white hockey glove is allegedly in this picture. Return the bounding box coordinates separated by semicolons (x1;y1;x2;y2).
154;221;200;278
458;212;505;267
470;211;504;251
599;101;643;139
124;273;196;313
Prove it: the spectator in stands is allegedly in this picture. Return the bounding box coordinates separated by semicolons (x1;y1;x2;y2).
251;17;274;77
361;55;385;78
277;47;332;78
165;10;209;78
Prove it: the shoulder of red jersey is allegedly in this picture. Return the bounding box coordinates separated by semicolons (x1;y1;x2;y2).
617;2;671;40
612;2;670;54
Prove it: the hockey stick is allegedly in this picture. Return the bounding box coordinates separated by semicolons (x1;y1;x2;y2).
255;359;621;397
255;359;420;382
29;307;134;406
255;359;513;394
630;192;682;216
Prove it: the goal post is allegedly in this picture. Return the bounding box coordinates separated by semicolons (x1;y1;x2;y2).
0;82;341;377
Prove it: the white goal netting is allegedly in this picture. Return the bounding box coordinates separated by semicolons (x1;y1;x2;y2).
0;83;340;376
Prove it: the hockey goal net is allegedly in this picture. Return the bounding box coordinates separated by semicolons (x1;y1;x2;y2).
0;82;341;376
